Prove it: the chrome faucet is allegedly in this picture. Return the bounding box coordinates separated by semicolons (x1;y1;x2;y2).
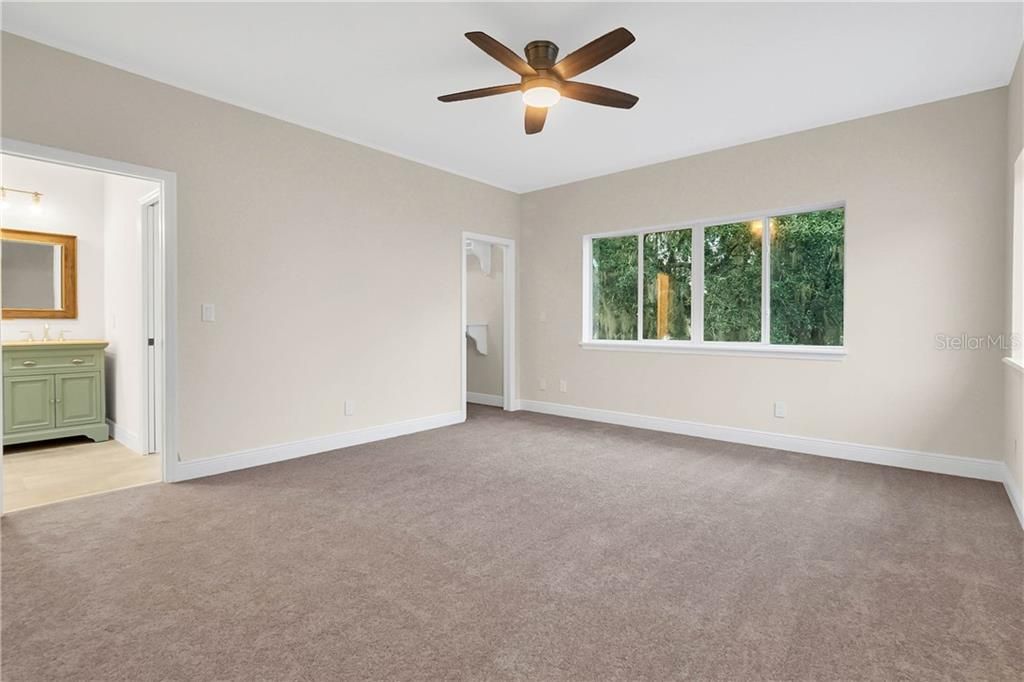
58;329;72;342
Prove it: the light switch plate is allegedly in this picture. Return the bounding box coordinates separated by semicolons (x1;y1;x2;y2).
201;303;216;322
774;401;787;418
344;400;355;416
559;379;568;393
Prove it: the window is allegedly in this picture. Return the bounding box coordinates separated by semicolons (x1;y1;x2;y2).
584;205;845;356
591;234;637;340
771;209;845;346
643;229;692;340
1012;153;1023;367
704;221;762;342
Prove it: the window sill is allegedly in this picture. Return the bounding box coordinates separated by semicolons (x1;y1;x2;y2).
1005;357;1024;375
580;340;847;361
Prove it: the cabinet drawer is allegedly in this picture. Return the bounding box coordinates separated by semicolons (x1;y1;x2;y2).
4;349;103;375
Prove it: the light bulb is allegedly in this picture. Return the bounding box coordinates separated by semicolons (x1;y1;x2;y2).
522;79;561;108
29;192;42;215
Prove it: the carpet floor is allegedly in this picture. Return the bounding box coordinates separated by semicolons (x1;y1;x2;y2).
2;406;1022;680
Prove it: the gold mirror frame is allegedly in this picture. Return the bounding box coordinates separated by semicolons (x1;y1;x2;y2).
1;228;78;319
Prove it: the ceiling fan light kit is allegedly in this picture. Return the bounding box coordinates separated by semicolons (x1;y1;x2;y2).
522;79;561;108
438;28;639;134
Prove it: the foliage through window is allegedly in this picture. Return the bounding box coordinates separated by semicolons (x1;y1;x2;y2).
704;222;762;342
591;235;638;340
771;209;845;345
643;230;692;340
587;206;844;349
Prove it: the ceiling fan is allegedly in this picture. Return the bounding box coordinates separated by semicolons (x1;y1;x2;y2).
438;27;638;134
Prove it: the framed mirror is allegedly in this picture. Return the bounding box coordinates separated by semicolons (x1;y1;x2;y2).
1;228;78;319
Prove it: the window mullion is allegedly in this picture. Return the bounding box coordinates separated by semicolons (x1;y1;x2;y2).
636;234;644;341
692;225;704;343
761;215;771;344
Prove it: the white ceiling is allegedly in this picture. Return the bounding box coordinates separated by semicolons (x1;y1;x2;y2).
3;2;1021;193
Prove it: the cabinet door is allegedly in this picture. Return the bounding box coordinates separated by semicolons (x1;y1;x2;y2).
56;372;102;427
4;375;56;434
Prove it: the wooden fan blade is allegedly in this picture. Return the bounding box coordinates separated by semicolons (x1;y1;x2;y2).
561;81;639;109
465;31;537;77
438;84;521;102
525;106;547;134
552;27;635;80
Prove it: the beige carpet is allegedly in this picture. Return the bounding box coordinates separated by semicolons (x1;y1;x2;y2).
2;406;1021;680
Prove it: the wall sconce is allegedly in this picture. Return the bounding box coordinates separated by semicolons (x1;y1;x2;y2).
0;186;44;214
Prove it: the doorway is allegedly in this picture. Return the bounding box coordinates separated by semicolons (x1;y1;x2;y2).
0;139;179;512
461;231;516;416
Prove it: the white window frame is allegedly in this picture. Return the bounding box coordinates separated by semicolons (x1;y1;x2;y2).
1007;152;1024;374
581;201;847;360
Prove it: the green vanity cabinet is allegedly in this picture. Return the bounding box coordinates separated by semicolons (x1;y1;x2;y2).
2;341;109;445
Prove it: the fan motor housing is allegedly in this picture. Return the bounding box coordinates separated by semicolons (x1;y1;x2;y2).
525;40;559;70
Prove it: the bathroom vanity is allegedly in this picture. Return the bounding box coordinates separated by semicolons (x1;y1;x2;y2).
2;340;109;446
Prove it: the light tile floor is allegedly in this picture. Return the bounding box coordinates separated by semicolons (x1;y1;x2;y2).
3;438;160;512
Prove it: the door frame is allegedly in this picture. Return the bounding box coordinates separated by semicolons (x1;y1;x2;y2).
139;189;162;455
461;231;517;418
0;138;180;500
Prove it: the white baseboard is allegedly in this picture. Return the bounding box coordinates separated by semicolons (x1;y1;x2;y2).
107;419;144;454
520;400;1005;483
467;392;503;407
1004;463;1024;529
172;410;464;482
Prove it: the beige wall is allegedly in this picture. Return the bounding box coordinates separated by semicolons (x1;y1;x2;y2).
1007;46;1024;496
1;34;519;460
520;89;1008;460
466;246;503;398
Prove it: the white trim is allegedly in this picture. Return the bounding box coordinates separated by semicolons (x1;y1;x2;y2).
1003;463;1024;530
2;137;180;485
581;339;846;360
462;231;518;413
760;215;771;343
1011;151;1022;367
466;392;503;407
692;225;704;343
175;411;463;481
107;419;144;455
519;399;1004;482
582;236;593;343
139;189;161;456
636;232;644;337
1004;356;1024;375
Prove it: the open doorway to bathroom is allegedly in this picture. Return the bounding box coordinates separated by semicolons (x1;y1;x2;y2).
462;232;516;416
0;152;164;511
